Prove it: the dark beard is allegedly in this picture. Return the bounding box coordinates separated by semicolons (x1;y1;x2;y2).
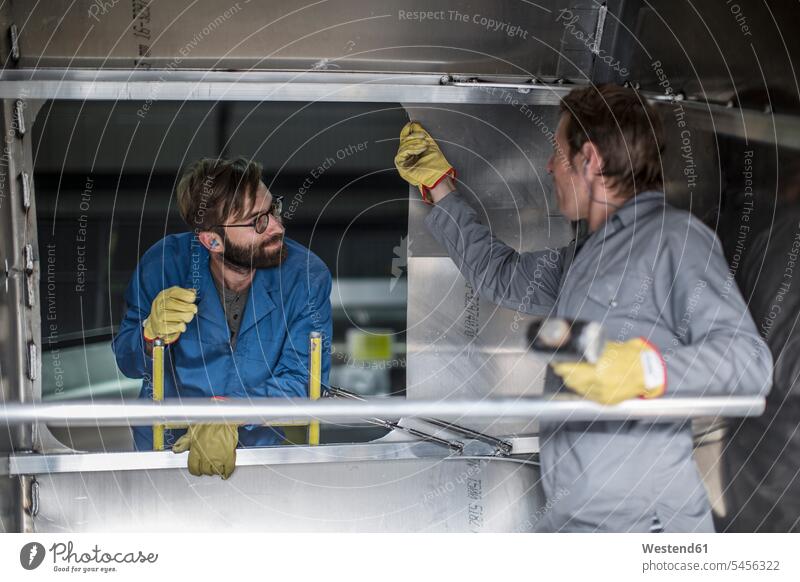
222;235;288;270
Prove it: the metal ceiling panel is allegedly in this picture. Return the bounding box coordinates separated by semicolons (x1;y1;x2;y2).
621;0;800;103
10;0;598;79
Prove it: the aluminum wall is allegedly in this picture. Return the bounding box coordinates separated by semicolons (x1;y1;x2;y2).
403;103;573;436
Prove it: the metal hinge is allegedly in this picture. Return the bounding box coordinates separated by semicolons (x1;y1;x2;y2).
2;249;37;301
23;477;39;517
441;74;552;94
9;24;20;62
24;244;34;272
19;172;31;211
27;342;38;381
24;243;35;307
14;99;26;136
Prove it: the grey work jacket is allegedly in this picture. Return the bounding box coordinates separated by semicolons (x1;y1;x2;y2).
425;190;773;532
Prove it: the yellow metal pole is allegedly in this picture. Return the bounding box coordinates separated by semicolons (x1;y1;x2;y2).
152;338;165;451
308;331;322;446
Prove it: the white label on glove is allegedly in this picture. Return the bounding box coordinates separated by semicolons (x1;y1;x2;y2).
641;349;666;390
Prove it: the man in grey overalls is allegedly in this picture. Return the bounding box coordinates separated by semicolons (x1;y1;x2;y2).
394;84;773;532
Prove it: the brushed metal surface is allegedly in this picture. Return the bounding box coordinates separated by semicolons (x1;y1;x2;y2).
28;454;545;532
7;442;464;475
402;104;572;436
0;70;575;104
625;1;800;101
11;0;595;78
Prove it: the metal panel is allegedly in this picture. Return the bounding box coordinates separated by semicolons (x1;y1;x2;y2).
27;452;544;533
651;97;800;154
31;100;222;174
7;443;474;475
0;471;21;533
11;0;596;79
654;98;721;215
621;1;800;101
402;103;573;437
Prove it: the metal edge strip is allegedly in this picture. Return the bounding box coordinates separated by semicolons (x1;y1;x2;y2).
4;442;538;476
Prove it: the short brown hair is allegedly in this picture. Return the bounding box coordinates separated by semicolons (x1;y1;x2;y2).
176;157;263;231
560;84;664;198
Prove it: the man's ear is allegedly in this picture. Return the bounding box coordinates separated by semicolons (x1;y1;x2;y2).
580;141;603;178
198;231;223;254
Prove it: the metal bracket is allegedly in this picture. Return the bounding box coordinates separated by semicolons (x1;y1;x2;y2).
592;3;608;55
324;385;465;453
8;24;19;62
419;417;513;457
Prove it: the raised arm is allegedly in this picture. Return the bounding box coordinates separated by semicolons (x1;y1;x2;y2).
425;187;565;315
394;121;565;315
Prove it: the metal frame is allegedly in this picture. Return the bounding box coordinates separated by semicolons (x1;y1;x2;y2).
0;97;43;453
0;89;46;532
0;69;795;149
0;68;777;444
5;441;530;476
0;2;789;534
0;69;573;105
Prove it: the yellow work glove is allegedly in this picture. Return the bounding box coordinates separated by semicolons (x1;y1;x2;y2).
394;121;456;204
172;423;239;479
143;286;198;344
551;338;666;405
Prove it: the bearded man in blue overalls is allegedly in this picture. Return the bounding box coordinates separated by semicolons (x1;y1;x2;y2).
113;157;332;479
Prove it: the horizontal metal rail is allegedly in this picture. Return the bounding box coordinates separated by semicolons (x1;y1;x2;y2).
5;441;491;476
0;396;764;427
2;69;796;148
0;69;572;104
645;91;800;151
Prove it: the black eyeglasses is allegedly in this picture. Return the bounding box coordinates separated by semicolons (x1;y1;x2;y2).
214;196;283;234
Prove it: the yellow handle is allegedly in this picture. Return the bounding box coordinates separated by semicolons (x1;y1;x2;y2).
152;338;165;451
152;333;322;448
308;332;322;446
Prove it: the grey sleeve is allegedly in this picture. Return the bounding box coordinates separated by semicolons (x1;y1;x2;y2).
656;224;773;397
424;191;564;315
